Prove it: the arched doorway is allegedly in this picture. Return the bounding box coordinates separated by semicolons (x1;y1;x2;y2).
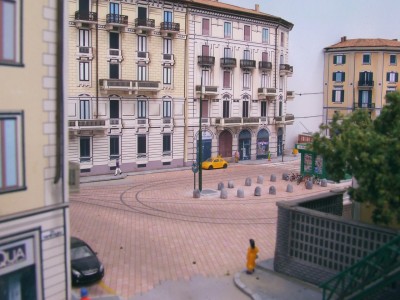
256;129;269;159
219;130;232;158
277;128;283;156
239;130;251;160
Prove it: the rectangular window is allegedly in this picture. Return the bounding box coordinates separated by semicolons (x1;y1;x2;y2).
138;100;147;118
224;47;232;58
138;35;147;52
224;22;231;38
80;100;90;119
242;101;249;118
333;72;345;82
79;29;90;47
243;73;251;89
262;52;268;62
0;112;25;193
79;62;89;81
137;135;146;154
163;134;171;153
333;54;346;65
109;32;119;50
387;72;398;83
390;54;397;65
0;0;22;65
201;69;210;86
261;74;268;88
244;25;250;41
243;50;250;60
223;71;231;89
163;38;172;54
138;65;147;81
362;54;371;64
110;136;119;160
332;90;344;103
359;71;373;84
80;136;91;162
202;18;210;36
260;101;267;117
359;90;372;108
163;67;171;84
164;10;172;22
280;32;285;46
110;63;119;79
262;28;269;43
163;100;171;118
223;101;230;118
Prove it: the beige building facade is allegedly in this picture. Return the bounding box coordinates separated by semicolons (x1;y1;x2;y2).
186;0;294;163
0;0;70;299
68;0;187;175
323;37;400;125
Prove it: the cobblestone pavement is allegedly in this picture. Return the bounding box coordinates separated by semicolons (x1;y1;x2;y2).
70;160;349;299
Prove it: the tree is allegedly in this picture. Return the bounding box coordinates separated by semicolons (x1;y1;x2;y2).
311;92;400;225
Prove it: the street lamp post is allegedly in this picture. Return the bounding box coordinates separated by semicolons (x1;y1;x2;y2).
198;72;203;191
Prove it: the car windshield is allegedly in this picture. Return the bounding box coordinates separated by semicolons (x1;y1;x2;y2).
71;245;94;260
206;158;213;162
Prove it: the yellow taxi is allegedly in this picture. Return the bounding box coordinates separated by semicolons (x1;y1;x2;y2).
201;156;228;170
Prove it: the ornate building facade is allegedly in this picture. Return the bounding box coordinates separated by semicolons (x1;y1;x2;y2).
323;37;400;125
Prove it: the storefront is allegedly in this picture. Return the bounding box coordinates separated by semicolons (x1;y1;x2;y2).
239;130;251;160
256;129;270;159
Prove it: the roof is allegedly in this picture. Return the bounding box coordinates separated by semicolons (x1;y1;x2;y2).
187;0;294;30
325;38;400;50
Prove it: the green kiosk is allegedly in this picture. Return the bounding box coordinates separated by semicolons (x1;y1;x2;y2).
299;149;327;178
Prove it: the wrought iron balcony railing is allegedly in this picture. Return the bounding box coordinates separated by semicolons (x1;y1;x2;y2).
259;61;272;70
198;56;215;66
135;18;155;28
74;11;97;22
220;57;237;68
106;14;128;25
160;22;180;32
240;59;256;69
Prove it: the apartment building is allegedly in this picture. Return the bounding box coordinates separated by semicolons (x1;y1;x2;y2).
323;37;400;125
0;1;69;299
186;0;294;162
68;0;187;175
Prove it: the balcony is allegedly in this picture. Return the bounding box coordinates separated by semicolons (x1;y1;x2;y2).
105;14;128;30
358;80;374;89
259;61;272;71
134;18;155;34
136;51;150;63
258;87;277;98
160;22;180;37
354;102;375;109
198;56;215;67
74;11;97;28
274;114;295;126
279;64;293;76
220;58;237;68
286;91;295;100
68;119;107;132
195;85;219;96
99;79;161;94
215;117;260;127
162;53;174;66
240;59;256;69
76;46;93;60
107;48;123;62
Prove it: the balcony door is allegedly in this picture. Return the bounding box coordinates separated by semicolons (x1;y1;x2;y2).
202;45;209;56
164;10;172;22
138;6;147;20
110;2;120;15
110;100;119;122
79;0;89;14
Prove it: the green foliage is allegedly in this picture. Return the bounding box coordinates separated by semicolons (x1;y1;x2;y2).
311;92;400;225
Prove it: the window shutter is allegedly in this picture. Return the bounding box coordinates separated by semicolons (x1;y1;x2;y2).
333;56;337;64
341;90;344;102
343;55;346;64
332;72;336;81
387;72;390;81
396;73;399;82
342;72;345;82
332;90;336;102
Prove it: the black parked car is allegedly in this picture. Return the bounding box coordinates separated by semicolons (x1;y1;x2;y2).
71;237;104;285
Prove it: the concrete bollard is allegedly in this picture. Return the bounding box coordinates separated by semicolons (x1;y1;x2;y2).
269;186;276;195
321;179;328;187
245;177;252;186
257;175;264;184
282;173;289;181
305;180;313;190
218;182;225;190
193;189;201;198
254;186;262;196
220;188;228;199
270;174;277;182
237;188;245;198
228;180;235;188
286;184;293;193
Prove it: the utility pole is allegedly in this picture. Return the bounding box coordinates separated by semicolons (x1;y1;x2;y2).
198;73;203;191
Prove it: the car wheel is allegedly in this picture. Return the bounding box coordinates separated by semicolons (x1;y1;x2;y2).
223;164;227;168
208;166;213;170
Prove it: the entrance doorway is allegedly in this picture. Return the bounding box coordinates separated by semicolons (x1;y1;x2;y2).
218;130;232;158
277;128;283;156
239;130;251;160
256;129;269;159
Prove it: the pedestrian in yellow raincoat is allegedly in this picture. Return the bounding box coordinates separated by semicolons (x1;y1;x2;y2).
246;239;259;274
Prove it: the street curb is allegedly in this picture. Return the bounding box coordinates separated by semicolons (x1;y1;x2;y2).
233;271;263;300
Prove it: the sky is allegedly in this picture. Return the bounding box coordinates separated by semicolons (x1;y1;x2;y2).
223;0;400;147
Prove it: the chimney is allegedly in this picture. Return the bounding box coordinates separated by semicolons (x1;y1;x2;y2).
255;4;259;12
341;36;347;42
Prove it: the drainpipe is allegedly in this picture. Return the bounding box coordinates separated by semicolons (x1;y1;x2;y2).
96;0;99;118
54;0;64;184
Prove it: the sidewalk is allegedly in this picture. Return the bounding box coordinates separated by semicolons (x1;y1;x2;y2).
79;154;301;184
234;259;322;300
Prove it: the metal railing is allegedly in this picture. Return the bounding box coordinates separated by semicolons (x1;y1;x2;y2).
160;22;180;31
198;56;215;66
106;14;128;25
135;18;155;28
240;59;256;68
74;11;97;22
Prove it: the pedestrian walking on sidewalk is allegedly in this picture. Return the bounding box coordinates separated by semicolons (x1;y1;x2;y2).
246;239;259;274
114;159;122;176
